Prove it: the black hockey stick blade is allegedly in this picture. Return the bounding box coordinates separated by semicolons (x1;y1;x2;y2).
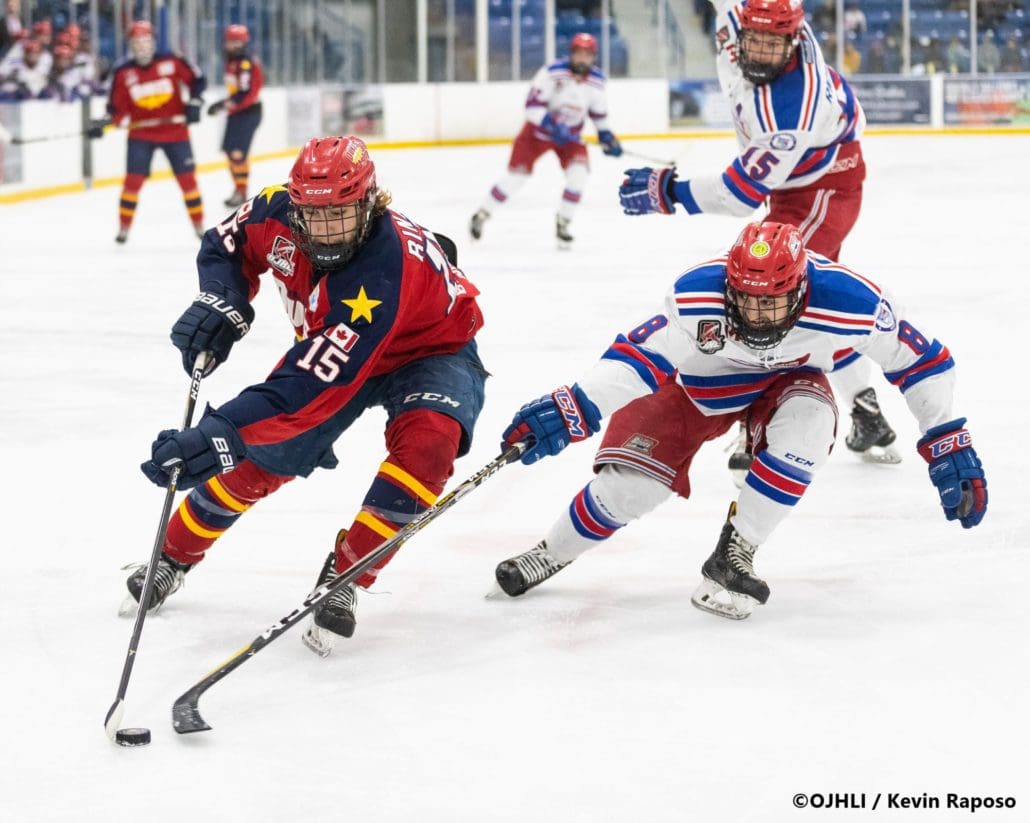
171;442;527;734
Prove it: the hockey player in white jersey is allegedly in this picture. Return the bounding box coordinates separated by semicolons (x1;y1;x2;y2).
493;222;987;619
469;32;622;249
619;0;900;468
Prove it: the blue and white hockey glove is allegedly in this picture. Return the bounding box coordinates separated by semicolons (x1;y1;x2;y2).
502;384;602;465
141;409;246;490
170;289;254;376
598;130;623;157
619;167;678;215
916;418;987;529
541;113;573;147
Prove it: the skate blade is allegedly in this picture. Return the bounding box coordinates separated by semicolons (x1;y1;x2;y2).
556;241;572;251
729;466;747;490
856;444;902;465
301;623;336;658
690;579;756;621
118;595;140;618
484;582;510;600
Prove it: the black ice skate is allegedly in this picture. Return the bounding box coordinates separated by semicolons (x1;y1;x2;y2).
469;208;490;240
555;215;573;250
691;503;769;620
495;541;571;597
845;387;901;464
302;535;359;658
120;552;194;615
224;190;247;208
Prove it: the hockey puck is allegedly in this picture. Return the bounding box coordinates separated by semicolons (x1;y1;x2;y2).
115;727;151;747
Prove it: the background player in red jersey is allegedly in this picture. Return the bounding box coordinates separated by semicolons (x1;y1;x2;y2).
206;23;263;208
128;136;487;658
89;20;206;243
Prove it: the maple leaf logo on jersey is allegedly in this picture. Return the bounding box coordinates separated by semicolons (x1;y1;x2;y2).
267;235;296;276
697;320;725;354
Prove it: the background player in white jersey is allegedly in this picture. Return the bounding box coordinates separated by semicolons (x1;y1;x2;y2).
619;0;900;468
492;222;986;620
469;32;622;249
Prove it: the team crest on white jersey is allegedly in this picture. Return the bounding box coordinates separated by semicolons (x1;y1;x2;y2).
697;320;726;354
875;298;897;332
267;235;296;276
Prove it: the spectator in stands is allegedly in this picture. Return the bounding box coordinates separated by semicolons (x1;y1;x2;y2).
0;36;49;99
923;37;945;74
864;34;888;74
999;34;1027;71
978;30;1001;73
811;0;836;32
41;39;93;100
843;36;862;75
0;18;51;76
946;35;971;74
843;3;867;41
1;0;23;58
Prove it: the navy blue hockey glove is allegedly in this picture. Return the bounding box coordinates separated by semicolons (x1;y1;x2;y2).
207;98;227;116
87;118;110;139
170;289;254;376
619;166;678;215
541;113;573;147
598;129;623;157
141;410;246;490
916;418;987;529
501;384;602;465
185;98;203;123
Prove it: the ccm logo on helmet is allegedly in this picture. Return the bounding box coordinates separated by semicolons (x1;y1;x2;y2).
305;188;333;195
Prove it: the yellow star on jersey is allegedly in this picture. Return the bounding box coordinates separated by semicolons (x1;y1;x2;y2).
258;184;288;204
342;286;382;324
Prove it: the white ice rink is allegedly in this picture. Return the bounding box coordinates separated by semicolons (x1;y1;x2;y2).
1;134;1026;822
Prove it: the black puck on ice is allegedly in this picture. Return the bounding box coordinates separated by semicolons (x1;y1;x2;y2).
115;727;151;746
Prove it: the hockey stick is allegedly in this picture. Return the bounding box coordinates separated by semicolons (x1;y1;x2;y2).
103;350;211;744
5;115;188;145
620;148;676;167
171;440;528;735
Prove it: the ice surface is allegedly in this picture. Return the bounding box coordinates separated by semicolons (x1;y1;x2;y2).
0;135;1025;822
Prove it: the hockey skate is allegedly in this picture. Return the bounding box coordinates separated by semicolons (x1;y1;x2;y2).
469;208;490;240
301;536;359;658
495;541;571;597
555;216;573;250
690;503;769;621
119;552;193;616
193;225;205;240
845;387;901;465
115;228;129;244
223;190;247;208
725;424;752;489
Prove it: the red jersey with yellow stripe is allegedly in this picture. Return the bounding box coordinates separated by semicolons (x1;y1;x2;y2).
107;52;206;142
223;53;263;113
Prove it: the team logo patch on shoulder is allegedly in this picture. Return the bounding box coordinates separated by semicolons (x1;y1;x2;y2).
267;235;296;276
875;298;897;332
697;319;725;353
770;132;797;151
623;434;658;455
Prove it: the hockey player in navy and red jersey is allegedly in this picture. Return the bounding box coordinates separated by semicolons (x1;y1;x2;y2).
619;0;900;468
469;32;623;249
492;222;986;619
206;24;263;208
90;20;206;243
129;136;487;657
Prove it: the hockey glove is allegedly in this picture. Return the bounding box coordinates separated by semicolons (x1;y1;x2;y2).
87;118;110;139
207;98;228;116
541;113;573;147
170;289;255;376
185;98;203;123
916;418;987;529
502;384;602;465
619;167;678;215
141;409;246;490
598;130;623;157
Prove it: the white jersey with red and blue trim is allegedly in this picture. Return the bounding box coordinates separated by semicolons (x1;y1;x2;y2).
576;253;956;437
523;60;612;142
674;0;865;216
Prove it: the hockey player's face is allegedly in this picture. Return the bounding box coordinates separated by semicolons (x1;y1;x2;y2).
739;29;794;82
225;39;246;57
295;203;363;247
570;47;595;75
130;35;155;64
733;292;792;331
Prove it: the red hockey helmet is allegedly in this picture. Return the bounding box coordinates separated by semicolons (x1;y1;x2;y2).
224;24;250;43
570;32;598;54
725;221;808;349
738;0;804;84
287;136;380;269
127;20;154;39
32;20;52;39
